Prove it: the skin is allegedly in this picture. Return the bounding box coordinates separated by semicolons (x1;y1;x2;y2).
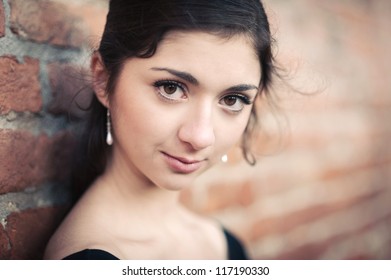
45;31;261;259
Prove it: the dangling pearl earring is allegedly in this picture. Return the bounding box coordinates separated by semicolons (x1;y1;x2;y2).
106;109;113;146
221;154;228;163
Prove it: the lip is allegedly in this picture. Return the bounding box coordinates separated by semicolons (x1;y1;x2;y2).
161;152;205;174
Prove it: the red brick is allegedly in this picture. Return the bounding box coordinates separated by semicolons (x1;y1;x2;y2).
319;160;391;182
9;0;86;48
3;206;68;259
0;129;75;194
0;2;5;37
48;63;93;119
0;225;11;259
274;212;391;260
276;239;332;260
0;56;42;115
65;1;108;48
250;189;381;241
201;181;255;213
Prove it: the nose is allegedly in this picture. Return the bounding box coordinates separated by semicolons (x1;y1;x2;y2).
178;104;215;151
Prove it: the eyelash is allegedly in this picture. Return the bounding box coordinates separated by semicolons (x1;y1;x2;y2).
220;94;252;114
226;93;252;105
153;79;187;102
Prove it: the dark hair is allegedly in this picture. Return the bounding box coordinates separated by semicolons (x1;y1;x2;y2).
74;0;277;197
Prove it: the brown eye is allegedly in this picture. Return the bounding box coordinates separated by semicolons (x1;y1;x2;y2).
219;94;251;113
154;80;187;102
223;96;238;106
164;84;177;95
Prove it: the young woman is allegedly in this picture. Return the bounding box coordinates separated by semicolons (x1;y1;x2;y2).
45;0;278;260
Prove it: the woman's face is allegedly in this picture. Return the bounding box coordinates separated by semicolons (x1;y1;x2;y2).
108;31;261;190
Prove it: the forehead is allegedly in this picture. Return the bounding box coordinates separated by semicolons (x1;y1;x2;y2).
158;31;258;66
161;30;258;57
137;31;261;86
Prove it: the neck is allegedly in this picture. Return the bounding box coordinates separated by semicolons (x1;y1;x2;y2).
95;147;182;217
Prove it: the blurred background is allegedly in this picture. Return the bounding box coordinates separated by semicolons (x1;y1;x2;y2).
0;0;390;259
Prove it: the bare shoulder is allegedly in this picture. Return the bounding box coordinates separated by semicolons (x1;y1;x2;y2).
44;193;115;259
180;208;227;259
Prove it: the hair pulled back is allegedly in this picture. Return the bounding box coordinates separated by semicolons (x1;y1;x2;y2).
76;0;277;197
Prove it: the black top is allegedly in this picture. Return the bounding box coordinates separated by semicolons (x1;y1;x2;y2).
63;228;247;260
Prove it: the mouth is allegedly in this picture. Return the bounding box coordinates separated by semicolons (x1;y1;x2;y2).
161;152;205;174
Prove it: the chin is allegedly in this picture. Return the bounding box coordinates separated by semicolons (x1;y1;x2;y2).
149;160;214;191
155;168;207;191
156;176;195;191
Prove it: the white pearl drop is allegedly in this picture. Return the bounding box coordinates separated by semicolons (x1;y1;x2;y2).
106;131;113;146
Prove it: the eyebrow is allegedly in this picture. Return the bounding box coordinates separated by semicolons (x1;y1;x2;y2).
151;67;199;86
226;84;259;93
151;67;259;92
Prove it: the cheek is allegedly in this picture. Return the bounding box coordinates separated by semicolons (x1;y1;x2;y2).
114;109;157;145
113;95;180;146
215;113;251;152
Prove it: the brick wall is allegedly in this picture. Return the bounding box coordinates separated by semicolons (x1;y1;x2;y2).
1;0;390;260
0;0;107;259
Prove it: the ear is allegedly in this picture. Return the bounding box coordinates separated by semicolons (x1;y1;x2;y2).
91;51;110;108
